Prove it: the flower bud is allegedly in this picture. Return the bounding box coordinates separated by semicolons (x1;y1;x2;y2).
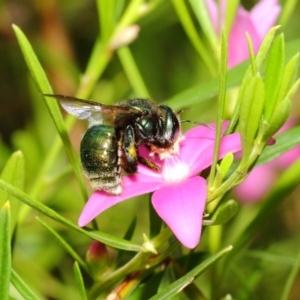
86;241;109;278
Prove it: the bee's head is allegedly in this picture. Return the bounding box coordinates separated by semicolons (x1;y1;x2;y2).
147;105;183;159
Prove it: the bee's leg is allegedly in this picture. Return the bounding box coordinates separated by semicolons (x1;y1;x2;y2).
138;156;161;171
121;125;138;174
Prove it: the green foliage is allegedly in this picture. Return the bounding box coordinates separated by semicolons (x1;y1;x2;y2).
0;202;11;300
73;262;88;300
13;25;88;200
0;1;300;299
0;151;24;234
10;269;40;300
149;246;233;300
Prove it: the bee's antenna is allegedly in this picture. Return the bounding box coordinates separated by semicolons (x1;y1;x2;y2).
180;120;215;130
177;108;191;114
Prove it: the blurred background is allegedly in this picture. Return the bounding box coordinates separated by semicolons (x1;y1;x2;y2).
1;0;300;299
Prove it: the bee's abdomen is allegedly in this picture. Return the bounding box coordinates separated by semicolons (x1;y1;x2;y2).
80;125;121;194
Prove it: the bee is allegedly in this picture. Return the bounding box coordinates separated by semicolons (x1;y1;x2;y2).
44;94;187;195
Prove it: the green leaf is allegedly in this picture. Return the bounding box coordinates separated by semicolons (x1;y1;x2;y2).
219;153;234;179
187;0;218;50
165;62;247;111
254;26;281;73
209;29;228;188
11;269;40;300
227;26;280;133
117;46;150;97
211;200;239;225
225;158;300;266
257;125;300;165
279;0;298;27
276;53;299;105
73;262;88;300
280;245;300;300
166;36;300;113
0;151;24;234
263;95;291;140
97;0;116;44
264;34;285;121
0;179;144;252
239;74;265;158
157;266;179;299
224;0;239;35
171;0;217;76
36;217;89;272
0;202;11;300
12;24;87;200
149;246;233;300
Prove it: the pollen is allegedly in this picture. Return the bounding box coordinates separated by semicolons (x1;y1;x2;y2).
128;145;137;158
150;134;185;160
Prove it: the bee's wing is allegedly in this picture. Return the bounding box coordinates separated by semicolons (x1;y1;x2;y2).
44;94;144;127
44;94;108;126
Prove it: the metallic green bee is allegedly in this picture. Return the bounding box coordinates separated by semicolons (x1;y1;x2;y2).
45;94;185;195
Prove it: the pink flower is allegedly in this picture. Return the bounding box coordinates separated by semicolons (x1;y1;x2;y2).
205;0;281;68
79;125;242;249
234;120;300;202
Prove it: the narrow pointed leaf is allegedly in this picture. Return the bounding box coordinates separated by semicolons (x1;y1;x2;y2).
264;34;285;120
227;26;280;133
254;26;281;73
225;159;300;266
0;202;11;300
209;29;227;187
74;262;88;300
212;200;239;225
0;151;24;234
171;0;216;76
158;266;178;298
149;246;233;299
257;125;300;165
165;37;300;112
224;0;239;34
264;96;291;139
280;245;300;300
11;269;40;300
0;180;143;251
239;74;265;158
277;53;300;104
219;153;234;179
12;24;87;199
188;0;218;49
36;217;89;272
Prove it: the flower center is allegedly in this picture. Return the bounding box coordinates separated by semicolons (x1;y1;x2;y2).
162;156;190;183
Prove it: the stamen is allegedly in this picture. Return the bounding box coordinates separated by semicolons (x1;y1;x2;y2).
162;156;190;183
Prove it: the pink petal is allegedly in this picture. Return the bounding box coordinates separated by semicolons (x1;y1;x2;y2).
205;0;219;32
275;146;300;169
228;7;261;68
250;0;281;38
179;122;229;169
78;174;164;227
234;165;276;202
152;177;207;248
180;131;215;169
188;133;242;175
183;122;228;139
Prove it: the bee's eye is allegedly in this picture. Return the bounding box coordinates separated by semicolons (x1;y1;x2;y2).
136;118;154;138
159;105;180;143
